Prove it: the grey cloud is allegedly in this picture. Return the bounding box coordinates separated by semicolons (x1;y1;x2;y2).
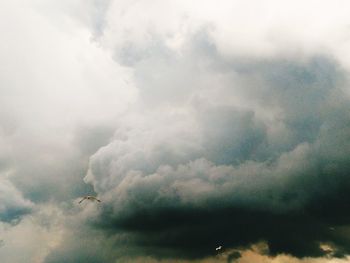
0;179;33;223
44;246;109;263
10;147;92;203
3;1;350;262
114;26;218;107
82;55;350;259
74;123;115;156
11;123;117;204
198;106;267;164
88;0;112;39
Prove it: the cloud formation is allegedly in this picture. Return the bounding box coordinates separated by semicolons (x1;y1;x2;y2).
82;53;350;259
2;0;350;262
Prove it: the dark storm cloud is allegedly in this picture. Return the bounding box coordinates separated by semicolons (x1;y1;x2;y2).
4;1;350;262
83;55;350;260
44;246;108;263
199;106;267;164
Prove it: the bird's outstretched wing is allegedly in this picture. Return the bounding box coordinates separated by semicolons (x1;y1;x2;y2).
78;197;87;204
92;196;101;202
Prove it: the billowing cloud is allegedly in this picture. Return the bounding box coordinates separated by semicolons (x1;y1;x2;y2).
2;0;350;262
83;52;350;259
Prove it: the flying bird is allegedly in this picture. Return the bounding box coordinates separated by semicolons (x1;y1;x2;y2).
79;196;101;204
216;245;222;251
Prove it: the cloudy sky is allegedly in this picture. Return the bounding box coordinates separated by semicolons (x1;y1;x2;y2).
2;0;350;262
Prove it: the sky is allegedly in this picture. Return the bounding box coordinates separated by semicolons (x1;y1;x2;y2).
1;0;350;262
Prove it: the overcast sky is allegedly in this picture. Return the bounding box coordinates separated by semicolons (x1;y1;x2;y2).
2;1;350;262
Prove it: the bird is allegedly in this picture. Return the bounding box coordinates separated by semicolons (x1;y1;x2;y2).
78;195;101;204
215;245;222;251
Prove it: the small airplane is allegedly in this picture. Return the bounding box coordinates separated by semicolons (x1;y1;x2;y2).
78;196;101;204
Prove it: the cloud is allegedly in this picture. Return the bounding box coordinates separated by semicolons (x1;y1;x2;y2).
0;0;136;203
0;178;33;223
82;55;350;259
1;0;350;262
0;204;65;263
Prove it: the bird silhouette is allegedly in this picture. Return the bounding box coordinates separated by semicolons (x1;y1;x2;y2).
79;196;101;204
